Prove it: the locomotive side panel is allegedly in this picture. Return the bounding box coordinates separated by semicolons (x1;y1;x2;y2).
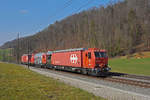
51;51;82;67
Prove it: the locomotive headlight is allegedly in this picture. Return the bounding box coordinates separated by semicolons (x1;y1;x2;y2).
106;67;111;71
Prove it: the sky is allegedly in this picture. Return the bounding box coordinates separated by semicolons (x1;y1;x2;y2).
0;0;115;46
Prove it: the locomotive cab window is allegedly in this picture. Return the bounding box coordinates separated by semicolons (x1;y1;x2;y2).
95;52;107;58
88;52;91;59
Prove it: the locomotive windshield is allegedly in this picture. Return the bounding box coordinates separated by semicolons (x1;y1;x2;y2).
95;52;107;58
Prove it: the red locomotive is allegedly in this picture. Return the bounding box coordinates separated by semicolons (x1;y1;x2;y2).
21;48;111;75
50;48;110;75
21;54;31;65
30;54;35;66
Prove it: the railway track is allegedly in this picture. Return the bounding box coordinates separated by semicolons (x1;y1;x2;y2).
88;75;150;88
7;62;150;89
42;67;150;88
23;65;150;89
124;74;150;81
108;72;150;81
104;77;150;88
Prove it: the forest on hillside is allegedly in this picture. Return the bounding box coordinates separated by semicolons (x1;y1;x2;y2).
1;0;150;62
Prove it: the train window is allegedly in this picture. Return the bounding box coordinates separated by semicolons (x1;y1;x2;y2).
88;52;91;59
95;52;100;58
94;52;107;58
101;52;107;58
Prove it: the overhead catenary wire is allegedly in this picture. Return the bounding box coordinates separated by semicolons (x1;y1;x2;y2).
49;0;74;22
47;0;108;29
59;0;97;19
49;0;97;23
72;0;96;14
73;0;114;14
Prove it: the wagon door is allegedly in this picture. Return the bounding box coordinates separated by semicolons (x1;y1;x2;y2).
84;52;92;68
87;52;92;68
46;55;51;64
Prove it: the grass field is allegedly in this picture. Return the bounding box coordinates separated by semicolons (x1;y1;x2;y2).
0;62;105;100
0;48;13;62
109;57;150;76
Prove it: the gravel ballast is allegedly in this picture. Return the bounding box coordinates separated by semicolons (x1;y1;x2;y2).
26;66;150;100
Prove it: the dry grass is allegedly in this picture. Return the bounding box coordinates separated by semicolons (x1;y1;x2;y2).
120;51;150;59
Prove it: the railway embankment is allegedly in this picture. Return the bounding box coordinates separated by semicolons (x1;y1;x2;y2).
27;66;150;100
0;62;104;100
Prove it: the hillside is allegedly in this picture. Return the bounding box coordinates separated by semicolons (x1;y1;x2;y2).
1;0;150;61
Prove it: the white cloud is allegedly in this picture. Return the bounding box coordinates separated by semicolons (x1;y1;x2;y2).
19;9;28;14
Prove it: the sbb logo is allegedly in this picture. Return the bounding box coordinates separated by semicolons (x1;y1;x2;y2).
70;54;78;64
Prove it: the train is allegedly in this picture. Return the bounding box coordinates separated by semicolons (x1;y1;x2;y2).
21;48;111;76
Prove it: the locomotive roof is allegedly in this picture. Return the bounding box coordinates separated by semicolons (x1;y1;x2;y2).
47;51;53;55
34;52;45;57
22;54;31;56
53;48;88;53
